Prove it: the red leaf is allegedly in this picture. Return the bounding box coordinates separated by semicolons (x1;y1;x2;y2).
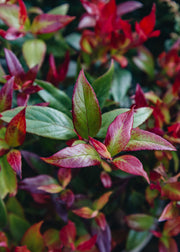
14;246;30;252
77;234;97;251
134;84;147;108
159;202;180;222
60;221;76;249
0;27;24;40
124;128;176;151
0;77;14;112
41;144;101;168
89;137;111;160
105;108;134;156
7;149;22;178
161;182;180;201
5;107;26;147
0;232;8;248
18;0;28;27
159;238;178;252
58;168;72;188
60;189;75;208
4;48;24;77
113;155;150;183
31;14;75;34
95;212;107;231
164;217;180;237
117;1;143;16
100;171;112;188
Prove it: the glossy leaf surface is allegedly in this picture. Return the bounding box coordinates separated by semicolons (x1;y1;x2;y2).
72;70;101;139
42;143;101;168
1;106;76;140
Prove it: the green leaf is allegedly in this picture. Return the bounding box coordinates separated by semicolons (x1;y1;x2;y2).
92;60;114;108
21;221;45;252
111;68;132;106
48;4;69;15
0;198;7;228
0;155;17;199
22;39;46;68
97;107;152;139
72;70;101;139
6;197;24;218
126;230;151;251
0;4;20;29
1;106;76;140
126;214;155;231
9;213;30;242
36;79;71;117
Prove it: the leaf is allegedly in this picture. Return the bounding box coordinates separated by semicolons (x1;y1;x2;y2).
111;68;132;106
41;143;101;168
126;214;155;231
0;77;14;112
72;70;101;139
95;212;107;231
6;197;24;218
113;155;150;183
14;246;31;252
100;171;112;188
124;128;176;151
0;198;7;228
92;223;111;252
43;229;61;250
159;237;178;252
0;4;20;29
117;1;143;16
97;107;153;138
77;235;97;251
7;149;22;178
89;137;111;160
36;79;72;117
105;108;134;156
159;202;180;222
38;184;63;194
31;14;75;34
1;106;76;140
163;217;180;237
58;168;72;188
22;39;46;69
21;221;45;252
0;155;17;199
91;60;114;108
93;191;112;211
4;48;24;77
48;4;69;15
126;230;150;251
5;107;26;147
9;213;30;242
72;207;98;219
161;182;180;201
60;221;76;248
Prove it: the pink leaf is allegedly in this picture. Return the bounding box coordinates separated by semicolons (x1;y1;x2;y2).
117;1;143;16
0;27;24;40
95;212;107;231
134;84;147;108
124;128;176;151
72;207;98;219
105;108;134;156
164;217;180;237
41;143;101;168
0;77;14;112
31;14;75;34
7;149;22;178
4;48;25;77
100;171;112;188
89;137;111;160
60;189;75;208
159;202;180;222
77;234;97;251
60;221;76;249
58;168;72;188
5;107;26;147
113;155;150;183
161;182;180;201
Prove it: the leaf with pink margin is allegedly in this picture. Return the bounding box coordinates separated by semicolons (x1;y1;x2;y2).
31;14;75;34
161;182;180;201
37;184;63;194
0;77;14;113
5;107;26;147
58;168;72;188
21;221;45;252
72;207;98;219
77;234;97;251
0;4;20;28
105;108;134;156
93;191;112;211
72;70;101;139
41;143;101;168
124;128;176;152
0;27;24;40
113;155;150;183
7;149;22;178
4;48;25;77
117;1;143;16
159;202;180;222
89;137;111;160
60;221;76;249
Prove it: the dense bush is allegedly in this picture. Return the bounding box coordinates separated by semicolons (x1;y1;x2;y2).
0;0;179;251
